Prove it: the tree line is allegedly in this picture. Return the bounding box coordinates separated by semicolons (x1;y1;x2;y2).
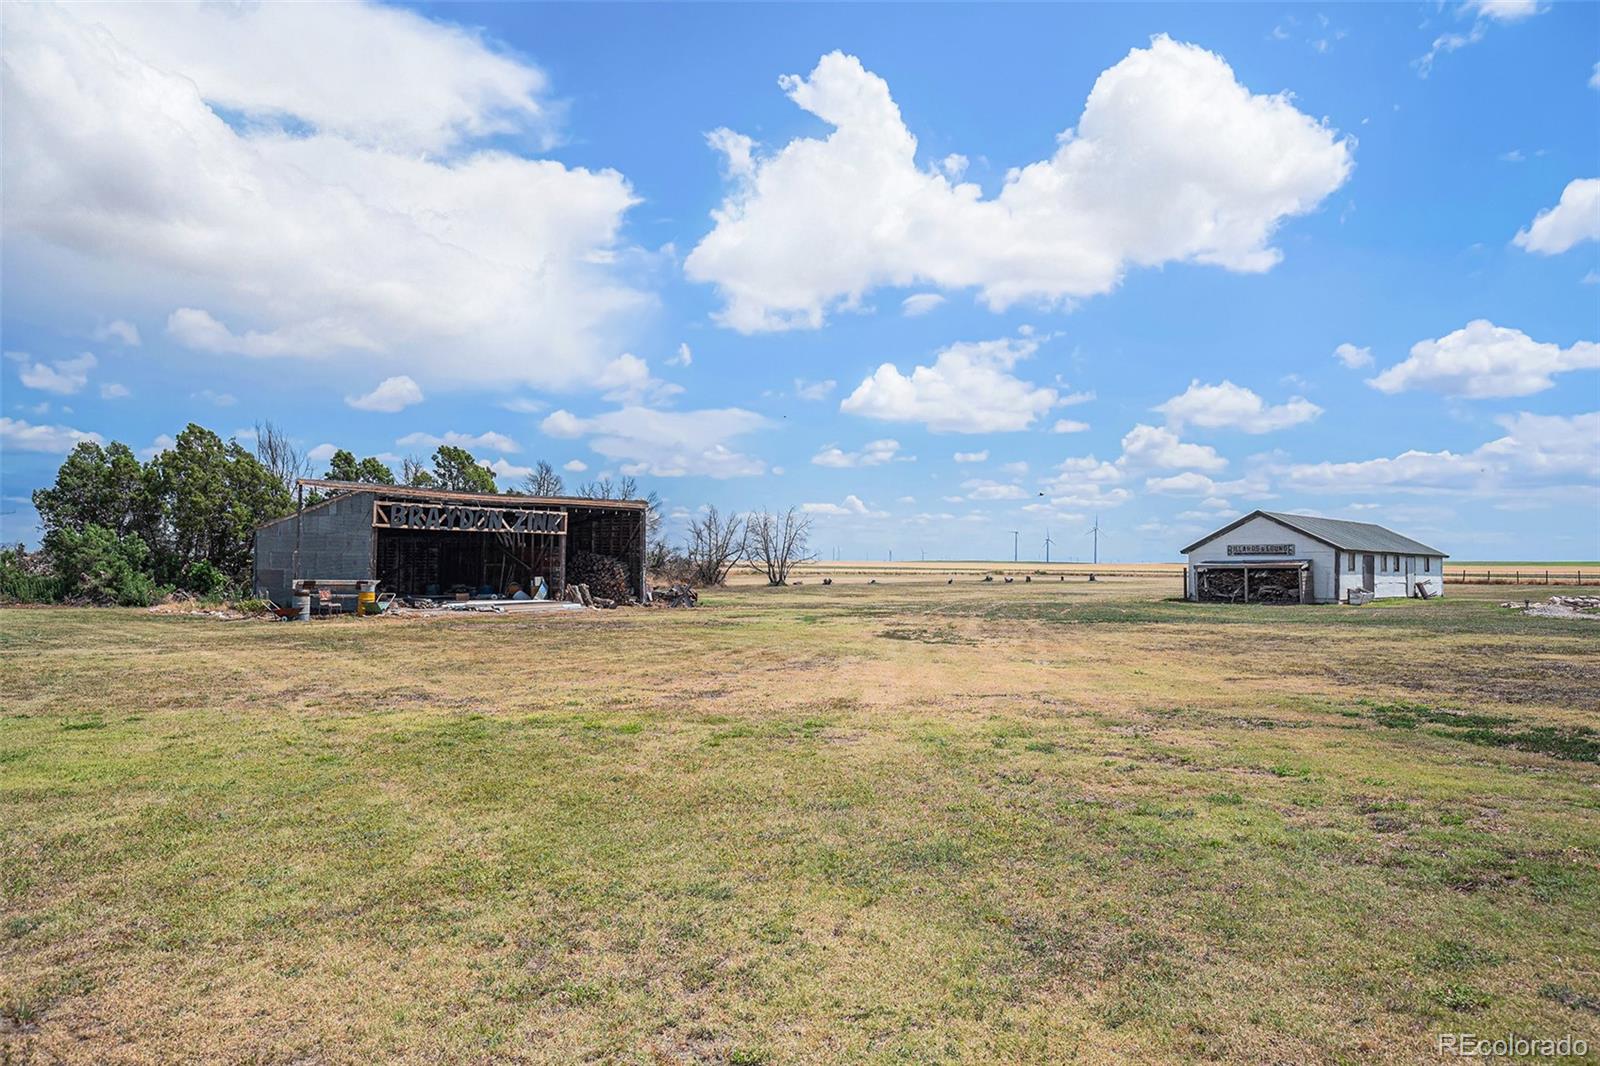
1;420;810;605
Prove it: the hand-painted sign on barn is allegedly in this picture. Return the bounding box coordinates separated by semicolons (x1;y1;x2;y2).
372;500;567;534
1226;543;1294;556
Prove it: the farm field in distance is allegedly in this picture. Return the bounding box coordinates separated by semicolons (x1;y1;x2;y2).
3;575;1598;1064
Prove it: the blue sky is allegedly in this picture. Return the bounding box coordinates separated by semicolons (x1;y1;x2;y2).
3;0;1597;561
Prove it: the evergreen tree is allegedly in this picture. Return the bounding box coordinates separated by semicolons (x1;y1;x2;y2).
430;445;496;493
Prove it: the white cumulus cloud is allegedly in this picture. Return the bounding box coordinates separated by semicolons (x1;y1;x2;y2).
1513;178;1600;255
488;458;532;481
3;3;646;390
347;375;424;412
0;417;102;453
811;439;901;468
1368;320;1598;398
1154;380;1321;433
1333;342;1373;369
92;320;140;346
138;434;177;460
540;406;767;478
1117;424;1227;472
803;494;884;517
18;352;96;395
396;430;520;454
961;479;1029;500
794;378;837;401
841;337;1057;433
685;38;1352;332
1283;411;1597;492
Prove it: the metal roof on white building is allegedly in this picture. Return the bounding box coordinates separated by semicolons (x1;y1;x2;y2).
1181;510;1447;557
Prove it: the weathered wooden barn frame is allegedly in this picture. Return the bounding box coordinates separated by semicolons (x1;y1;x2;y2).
252;479;647;605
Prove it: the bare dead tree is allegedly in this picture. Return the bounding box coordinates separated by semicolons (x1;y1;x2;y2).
401;455;436;487
687;505;745;586
580;473;663;545
523;460;564;497
747;507;813;586
253;420;309;496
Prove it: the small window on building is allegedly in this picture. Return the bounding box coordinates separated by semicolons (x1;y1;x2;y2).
1424;556;1431;573
1347;553;1355;572
1392;554;1400;571
1379;555;1387;573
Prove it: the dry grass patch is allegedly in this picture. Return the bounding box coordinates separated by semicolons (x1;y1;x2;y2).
2;579;1597;1063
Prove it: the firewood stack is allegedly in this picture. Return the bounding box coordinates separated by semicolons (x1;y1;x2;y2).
567;550;632;603
1198;568;1301;604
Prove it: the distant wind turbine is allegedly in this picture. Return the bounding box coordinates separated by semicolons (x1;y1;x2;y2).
1085;516;1103;565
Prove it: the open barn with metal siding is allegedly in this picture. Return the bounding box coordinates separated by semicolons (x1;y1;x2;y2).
1181;510;1448;604
252;480;648;606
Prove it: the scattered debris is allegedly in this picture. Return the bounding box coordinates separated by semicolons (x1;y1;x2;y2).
821;577;833;586
1501;596;1600;621
652;583;699;608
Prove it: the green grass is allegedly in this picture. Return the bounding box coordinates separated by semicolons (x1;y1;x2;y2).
2;577;1598;1063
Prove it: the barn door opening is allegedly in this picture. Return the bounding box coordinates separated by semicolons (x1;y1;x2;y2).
1362;554;1375;592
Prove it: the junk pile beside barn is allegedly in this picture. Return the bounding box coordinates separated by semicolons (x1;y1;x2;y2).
1501;595;1600;620
652;583;699;607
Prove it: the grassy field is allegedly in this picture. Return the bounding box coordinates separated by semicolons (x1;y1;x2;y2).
3;576;1598;1064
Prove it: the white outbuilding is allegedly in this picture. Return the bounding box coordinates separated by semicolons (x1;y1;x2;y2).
1181;510;1448;604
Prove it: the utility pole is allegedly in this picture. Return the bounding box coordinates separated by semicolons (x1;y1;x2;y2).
1008;530;1020;563
1044;527;1054;564
1086;516;1102;565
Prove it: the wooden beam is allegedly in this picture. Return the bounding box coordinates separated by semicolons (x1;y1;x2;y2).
371;500;567;535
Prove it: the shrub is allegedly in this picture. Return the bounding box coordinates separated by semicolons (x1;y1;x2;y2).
44;524;163;606
181;560;230;598
0;544;65;603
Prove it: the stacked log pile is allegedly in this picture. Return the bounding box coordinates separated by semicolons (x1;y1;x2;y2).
561;582;619;609
1198;568;1302;604
567;550;631;603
